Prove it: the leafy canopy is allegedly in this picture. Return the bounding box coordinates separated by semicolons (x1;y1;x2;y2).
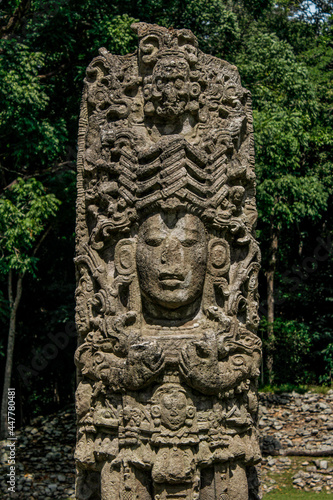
237;30;329;229
0;178;60;276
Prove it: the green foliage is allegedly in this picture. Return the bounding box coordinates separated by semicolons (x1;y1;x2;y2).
90;14;138;55
257;174;328;227
0;178;60;276
237;31;315;111
168;0;241;58
0;39;67;173
259;317;314;385
237;20;332;388
237;30;329;231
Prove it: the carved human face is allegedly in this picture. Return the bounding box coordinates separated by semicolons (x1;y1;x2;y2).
136;213;207;311
152;57;191;119
230;186;245;206
160;390;187;430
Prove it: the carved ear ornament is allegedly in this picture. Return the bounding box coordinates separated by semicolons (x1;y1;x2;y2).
114;239;136;275
207;238;230;276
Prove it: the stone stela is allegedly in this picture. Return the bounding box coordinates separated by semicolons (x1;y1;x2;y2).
74;22;262;500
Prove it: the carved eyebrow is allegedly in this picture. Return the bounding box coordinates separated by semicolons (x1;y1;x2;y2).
177;228;200;236
141;228;166;238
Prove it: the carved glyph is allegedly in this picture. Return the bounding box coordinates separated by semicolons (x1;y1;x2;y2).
75;22;262;500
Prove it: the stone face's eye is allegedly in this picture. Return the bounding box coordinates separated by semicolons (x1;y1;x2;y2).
162;396;173;409
181;238;197;247
145;237;163;247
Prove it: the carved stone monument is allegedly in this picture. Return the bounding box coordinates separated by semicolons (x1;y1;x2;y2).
75;23;262;500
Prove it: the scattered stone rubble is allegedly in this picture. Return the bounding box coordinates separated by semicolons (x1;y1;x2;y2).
0;407;76;499
1;390;332;499
260;390;333;495
259;390;333;456
293;459;333;493
261;456;333;494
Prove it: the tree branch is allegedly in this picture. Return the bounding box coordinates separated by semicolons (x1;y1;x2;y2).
33;225;53;258
0;0;31;40
1;161;75;194
38;63;68;80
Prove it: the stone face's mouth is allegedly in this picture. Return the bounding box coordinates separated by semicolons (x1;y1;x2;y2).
159;272;184;282
159;272;185;289
156;101;185;118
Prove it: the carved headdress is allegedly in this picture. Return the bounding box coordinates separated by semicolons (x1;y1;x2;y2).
77;23;257;251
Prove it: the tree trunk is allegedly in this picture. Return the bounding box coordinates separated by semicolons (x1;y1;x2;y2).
266;227;279;385
0;271;23;439
0;228;50;438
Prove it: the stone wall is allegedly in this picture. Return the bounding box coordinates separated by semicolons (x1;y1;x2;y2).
259;391;333;456
259;390;333;495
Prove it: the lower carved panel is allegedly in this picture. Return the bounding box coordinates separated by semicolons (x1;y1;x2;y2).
75;380;261;500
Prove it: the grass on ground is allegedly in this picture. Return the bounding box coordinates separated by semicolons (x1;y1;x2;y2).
260;384;333;395
263;456;332;498
265;490;331;498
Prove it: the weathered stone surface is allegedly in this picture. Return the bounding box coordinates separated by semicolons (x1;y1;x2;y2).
0;391;332;498
75;22;261;499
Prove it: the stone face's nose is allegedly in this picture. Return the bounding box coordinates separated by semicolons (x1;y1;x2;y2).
160;237;183;265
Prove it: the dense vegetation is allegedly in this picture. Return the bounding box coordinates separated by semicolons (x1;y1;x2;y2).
0;0;332;429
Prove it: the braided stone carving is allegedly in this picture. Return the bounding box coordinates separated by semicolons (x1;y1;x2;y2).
75;22;262;500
